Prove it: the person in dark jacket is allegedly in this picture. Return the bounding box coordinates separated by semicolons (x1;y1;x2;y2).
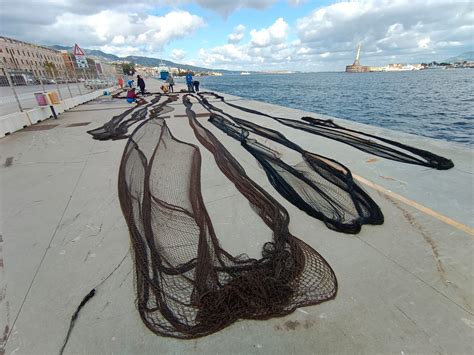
185;72;194;92
137;75;146;95
193;80;200;92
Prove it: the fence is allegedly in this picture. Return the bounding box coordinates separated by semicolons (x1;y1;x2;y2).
0;66;124;136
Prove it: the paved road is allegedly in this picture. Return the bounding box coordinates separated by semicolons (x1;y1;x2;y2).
0;83;97;115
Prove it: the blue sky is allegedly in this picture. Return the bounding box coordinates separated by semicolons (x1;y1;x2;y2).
2;0;473;71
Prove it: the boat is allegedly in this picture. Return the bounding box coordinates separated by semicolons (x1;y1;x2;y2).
240;72;250;75
158;61;170;80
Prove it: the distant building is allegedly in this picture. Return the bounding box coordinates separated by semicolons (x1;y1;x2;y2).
0;36;68;82
385;63;423;71
63;52;99;79
95;61;120;78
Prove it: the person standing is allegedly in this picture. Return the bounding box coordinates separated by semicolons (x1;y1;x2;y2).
193;80;200;92
185;72;194;92
166;74;175;92
137;75;146;95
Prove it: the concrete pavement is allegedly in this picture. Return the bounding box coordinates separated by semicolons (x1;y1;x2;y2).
0;79;473;354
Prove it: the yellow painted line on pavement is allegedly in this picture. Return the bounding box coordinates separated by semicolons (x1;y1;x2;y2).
354;174;474;236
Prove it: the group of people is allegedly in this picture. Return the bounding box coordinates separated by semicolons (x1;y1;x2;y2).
126;74;147;103
185;72;200;92
125;71;201;103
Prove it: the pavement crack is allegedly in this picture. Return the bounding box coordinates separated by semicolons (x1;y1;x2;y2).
356;235;473;316
3;137;97;350
383;193;446;276
59;251;129;355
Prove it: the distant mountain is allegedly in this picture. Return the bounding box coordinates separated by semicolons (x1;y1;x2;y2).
49;45;121;62
47;45;240;74
444;51;474;63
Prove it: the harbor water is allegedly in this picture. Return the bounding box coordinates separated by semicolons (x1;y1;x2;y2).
199;69;473;144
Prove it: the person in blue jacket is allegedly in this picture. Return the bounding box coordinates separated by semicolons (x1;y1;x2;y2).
185;72;194;92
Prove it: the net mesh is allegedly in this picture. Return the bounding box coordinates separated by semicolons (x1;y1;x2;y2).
117;96;337;338
87;90;455;339
193;94;383;234
87;94;177;140
199;92;454;170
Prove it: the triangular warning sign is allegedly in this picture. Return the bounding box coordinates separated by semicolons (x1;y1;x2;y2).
73;44;86;56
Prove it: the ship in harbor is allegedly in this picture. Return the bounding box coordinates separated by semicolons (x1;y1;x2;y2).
158;61;170;80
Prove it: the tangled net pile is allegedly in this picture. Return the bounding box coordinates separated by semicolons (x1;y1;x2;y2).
87;94;179;140
117;96;337;338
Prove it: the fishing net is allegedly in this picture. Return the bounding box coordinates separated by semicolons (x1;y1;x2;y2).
87;95;177;141
208;112;383;234
193;93;383;234
118;97;337;339
199;92;454;170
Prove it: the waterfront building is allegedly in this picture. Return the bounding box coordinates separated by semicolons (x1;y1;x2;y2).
63;52;99;80
0;36;68;84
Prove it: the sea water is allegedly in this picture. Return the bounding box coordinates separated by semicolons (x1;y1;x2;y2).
199;69;473;144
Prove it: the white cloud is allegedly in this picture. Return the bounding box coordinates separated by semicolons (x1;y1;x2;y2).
1;0;472;71
111;35;126;45
3;9;205;57
288;0;306;5
166;0;277;16
171;49;187;61
250;18;289;47
198;18;295;70
417;37;431;49
228;25;246;44
296;0;473;61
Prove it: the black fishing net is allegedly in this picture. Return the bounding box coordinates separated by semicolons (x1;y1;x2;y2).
117;96;337;338
207;112;383;234
198;92;454;170
87;95;178;140
189;94;382;234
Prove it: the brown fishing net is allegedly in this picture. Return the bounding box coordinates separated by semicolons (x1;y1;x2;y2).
77;89;458;341
116;95;337;339
198;92;454;170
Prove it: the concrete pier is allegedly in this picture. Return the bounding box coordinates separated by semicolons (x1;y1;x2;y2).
1;79;473;354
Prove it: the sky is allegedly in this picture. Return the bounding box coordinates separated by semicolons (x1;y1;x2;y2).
1;0;472;71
